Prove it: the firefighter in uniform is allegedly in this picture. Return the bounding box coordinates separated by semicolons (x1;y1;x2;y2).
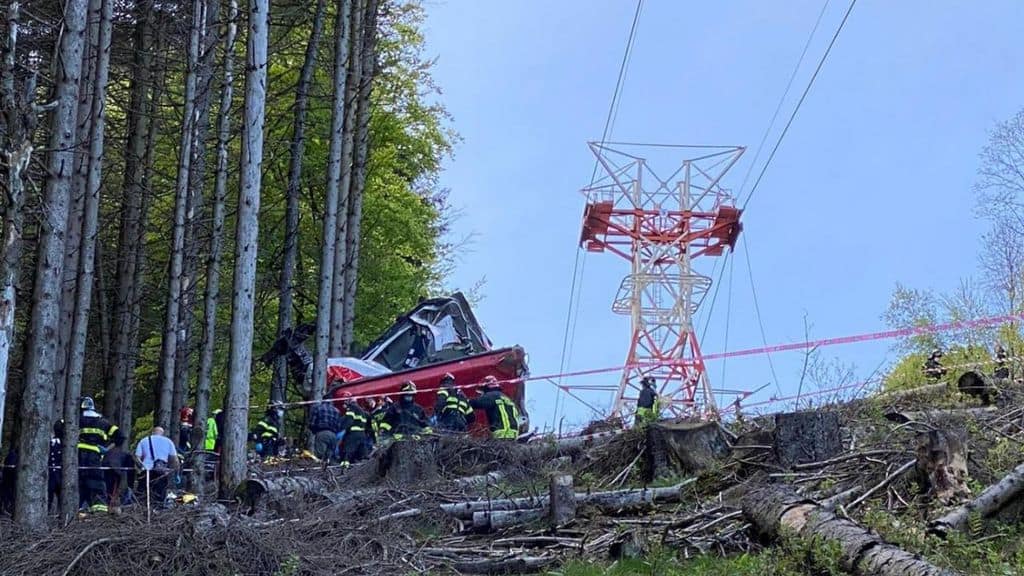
251;404;282;459
337;393;373;465
635;376;662;426
370;396;393;439
434;373;474;433
924;349;947;381
78;396;118;513
385;382;430;439
469;376;520;440
995;345;1010;380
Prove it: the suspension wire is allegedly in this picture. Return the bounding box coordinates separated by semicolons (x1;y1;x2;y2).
698;253;731;345
553;0;645;428
742;0;857;211
737;0;832;197
741;233;782;396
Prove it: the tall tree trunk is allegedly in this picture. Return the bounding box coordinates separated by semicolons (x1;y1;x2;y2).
329;0;362;357
312;0;352;396
16;0;87;531
171;0;213;447
341;0;380;353
193;0;237;456
158;0;203;430
0;2;38;453
106;0;154;421
55;0;101;413
220;0;268;496
60;0;112;521
273;0;327;405
119;19;166;434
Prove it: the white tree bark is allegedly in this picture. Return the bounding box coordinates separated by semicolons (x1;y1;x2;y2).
16;0;88;531
55;0;101;411
220;0;269;495
313;0;352;392
929;460;1024;538
340;0;380;353
330;0;363;356
193;0;237;453
60;0;112;522
172;0;212;447
158;0;203;430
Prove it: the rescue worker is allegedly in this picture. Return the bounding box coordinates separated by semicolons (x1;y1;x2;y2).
635;376;661;426
337;393;373;465
78;396;118;513
370;396;393;438
995;345;1010;380
434;373;474;433
469;376;520;440
308;395;346;462
102;428;135;511
385;382;430;439
179;406;194;452
924;349;947;381
251;404;282;459
49;420;64;512
204;408;224;452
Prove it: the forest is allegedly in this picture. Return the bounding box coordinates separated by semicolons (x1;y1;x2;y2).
0;0;455;529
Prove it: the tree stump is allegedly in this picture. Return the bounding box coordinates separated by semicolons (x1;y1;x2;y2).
957;371;995;405
379;439;440;485
773;411;842;467
548;474;575;528
915;430;970;505
643;421;731;481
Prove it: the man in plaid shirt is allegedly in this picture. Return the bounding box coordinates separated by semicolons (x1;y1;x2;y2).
308;396;346;462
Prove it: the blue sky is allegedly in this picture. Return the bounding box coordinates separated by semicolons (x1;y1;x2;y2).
421;0;1024;430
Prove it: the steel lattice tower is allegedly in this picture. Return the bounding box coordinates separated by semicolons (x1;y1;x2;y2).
579;142;746;419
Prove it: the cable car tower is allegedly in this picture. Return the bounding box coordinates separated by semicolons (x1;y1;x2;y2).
579;142;746;419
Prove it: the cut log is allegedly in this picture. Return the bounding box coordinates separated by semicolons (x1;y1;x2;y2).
473;508;546;531
644;421;731;481
957;371;995;405
453;471;506;489
238;476;328;512
885;406;997;424
379;439;439;485
442;480;695;521
929;460;1024;538
450;555;556;574
915;430;970;505
773;411;842;467
548;474;575;528
738;484;958;576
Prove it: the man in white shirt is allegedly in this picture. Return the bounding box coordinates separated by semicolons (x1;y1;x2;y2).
134;427;179;506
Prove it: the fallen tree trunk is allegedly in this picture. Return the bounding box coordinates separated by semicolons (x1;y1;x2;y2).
473;508;546;531
454;556;555;575
442;480;695;521
885;406;997;424
929;460;1024;537
453;471;506;489
877;382;950;401
739;483;958;576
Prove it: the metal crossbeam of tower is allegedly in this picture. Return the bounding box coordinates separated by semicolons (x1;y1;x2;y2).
578;142;749;419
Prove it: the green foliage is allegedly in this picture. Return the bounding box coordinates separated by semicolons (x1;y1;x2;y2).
115;0;457;438
554;538;848;576
881;345;989;393
862;509;1024;575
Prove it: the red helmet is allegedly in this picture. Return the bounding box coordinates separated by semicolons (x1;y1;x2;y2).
180;407;194;424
